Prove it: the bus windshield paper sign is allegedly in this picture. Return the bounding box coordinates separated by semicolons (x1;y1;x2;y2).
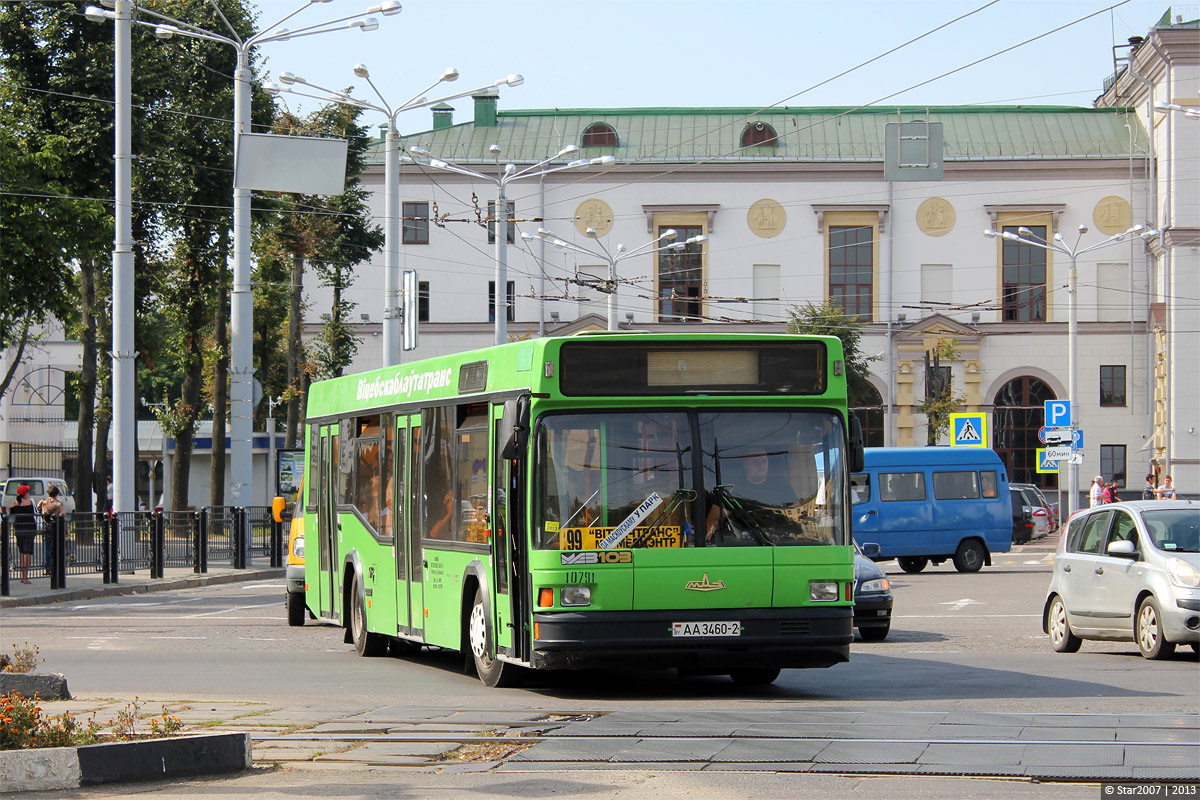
600;492;663;549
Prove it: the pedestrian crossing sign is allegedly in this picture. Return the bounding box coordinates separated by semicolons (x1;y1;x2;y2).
950;413;988;447
1036;448;1062;474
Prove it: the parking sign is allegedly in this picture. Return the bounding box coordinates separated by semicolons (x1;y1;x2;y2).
1045;400;1071;428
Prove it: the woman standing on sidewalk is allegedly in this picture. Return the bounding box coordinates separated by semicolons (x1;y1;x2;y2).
9;484;37;583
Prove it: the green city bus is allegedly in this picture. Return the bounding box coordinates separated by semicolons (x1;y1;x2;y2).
299;332;864;686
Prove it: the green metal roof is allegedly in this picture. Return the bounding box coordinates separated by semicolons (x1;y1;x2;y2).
374;105;1148;166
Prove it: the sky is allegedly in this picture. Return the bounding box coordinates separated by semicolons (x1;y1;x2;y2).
244;0;1185;129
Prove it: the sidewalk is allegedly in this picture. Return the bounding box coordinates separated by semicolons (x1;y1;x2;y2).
0;564;285;609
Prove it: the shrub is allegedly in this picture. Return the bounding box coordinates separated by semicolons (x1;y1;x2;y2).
0;691;100;750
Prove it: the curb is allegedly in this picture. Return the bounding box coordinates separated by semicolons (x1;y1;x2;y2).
0;569;284;609
0;672;69;700
1;732;252;792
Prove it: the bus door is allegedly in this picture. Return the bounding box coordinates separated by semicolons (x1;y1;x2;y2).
392;416;412;633
491;405;524;659
405;416;425;639
318;425;339;619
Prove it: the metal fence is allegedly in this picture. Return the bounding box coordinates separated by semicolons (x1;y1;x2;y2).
0;506;284;596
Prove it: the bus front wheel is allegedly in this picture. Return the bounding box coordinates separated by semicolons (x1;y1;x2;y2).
350;579;387;657
468;588;521;687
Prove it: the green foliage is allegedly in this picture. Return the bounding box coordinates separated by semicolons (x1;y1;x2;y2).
917;337;965;445
0;692;101;751
786;300;879;406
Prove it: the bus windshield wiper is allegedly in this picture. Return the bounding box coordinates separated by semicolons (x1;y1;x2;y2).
712;484;775;546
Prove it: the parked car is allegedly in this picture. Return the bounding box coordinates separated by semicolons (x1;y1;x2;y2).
1;478;75;519
1012;482;1056;536
1009;487;1035;545
853;541;893;641
1043;500;1200;659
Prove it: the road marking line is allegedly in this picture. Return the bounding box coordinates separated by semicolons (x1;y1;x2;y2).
149;636;208;640
895;614;1040;618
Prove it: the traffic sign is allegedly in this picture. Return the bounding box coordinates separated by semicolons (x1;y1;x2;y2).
1036;448;1061;474
1043;428;1073;445
1044;445;1072;461
1038;426;1048;444
1068;452;1084;464
1073;430;1084;450
950;413;988;447
1045;400;1071;428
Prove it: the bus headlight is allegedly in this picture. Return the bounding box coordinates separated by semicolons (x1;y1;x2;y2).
560;586;591;607
292;535;305;560
809;581;839;602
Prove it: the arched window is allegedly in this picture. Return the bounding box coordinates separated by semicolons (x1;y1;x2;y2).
851;383;885;448
581;123;617;148
993;376;1058;489
740;121;777;148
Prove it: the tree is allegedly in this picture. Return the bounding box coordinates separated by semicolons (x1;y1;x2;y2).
918;337;965;445
786;300;878;407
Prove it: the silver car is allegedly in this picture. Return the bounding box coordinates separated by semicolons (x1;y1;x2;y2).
1043;500;1199;659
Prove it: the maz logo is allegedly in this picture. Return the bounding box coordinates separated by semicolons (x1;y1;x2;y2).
684;572;726;592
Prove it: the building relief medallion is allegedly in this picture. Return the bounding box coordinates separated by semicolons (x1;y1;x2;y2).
916;197;955;237
1093;195;1132;235
574;199;614;236
747;199;786;238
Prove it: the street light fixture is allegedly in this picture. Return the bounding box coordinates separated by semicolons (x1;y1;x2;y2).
86;0;393;510
267;67;524;366
521;227;706;331
405;145;614;345
984;222;1158;515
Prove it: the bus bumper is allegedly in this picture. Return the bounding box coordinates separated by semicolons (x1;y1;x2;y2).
530;607;852;671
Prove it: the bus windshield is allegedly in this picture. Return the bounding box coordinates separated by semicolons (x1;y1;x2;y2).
534;410;847;549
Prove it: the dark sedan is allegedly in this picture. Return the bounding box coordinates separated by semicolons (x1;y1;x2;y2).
854;541;893;641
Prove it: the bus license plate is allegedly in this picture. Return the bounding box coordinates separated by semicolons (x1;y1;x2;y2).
672;621;740;637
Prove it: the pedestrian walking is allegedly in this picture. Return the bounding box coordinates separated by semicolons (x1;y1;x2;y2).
1089;476;1105;508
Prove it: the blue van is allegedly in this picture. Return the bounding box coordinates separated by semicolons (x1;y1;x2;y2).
851;447;1012;573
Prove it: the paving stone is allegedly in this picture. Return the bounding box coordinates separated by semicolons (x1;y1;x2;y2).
509;739;620;762
813;740;927;764
919;743;1026;766
1021;745;1125;767
608;738;726;763
710;739;827;763
1123;744;1200;768
1018;727;1117;741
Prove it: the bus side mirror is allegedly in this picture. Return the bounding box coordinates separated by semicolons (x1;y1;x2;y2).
499;394;530;460
272;496;286;523
849;412;865;474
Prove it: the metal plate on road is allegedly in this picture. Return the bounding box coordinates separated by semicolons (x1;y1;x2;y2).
672;621;741;637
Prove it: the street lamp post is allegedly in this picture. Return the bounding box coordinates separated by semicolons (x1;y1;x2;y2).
406;145;614;345
522;227;706;331
85;0;398;510
984;223;1158;515
267;68;525;366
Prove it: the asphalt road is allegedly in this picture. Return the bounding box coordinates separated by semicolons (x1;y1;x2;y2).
7;540;1196;713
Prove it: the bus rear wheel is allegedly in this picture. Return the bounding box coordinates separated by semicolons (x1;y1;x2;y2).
729;667;781;686
350;579;387;657
898;557;928;573
468;588;521;687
